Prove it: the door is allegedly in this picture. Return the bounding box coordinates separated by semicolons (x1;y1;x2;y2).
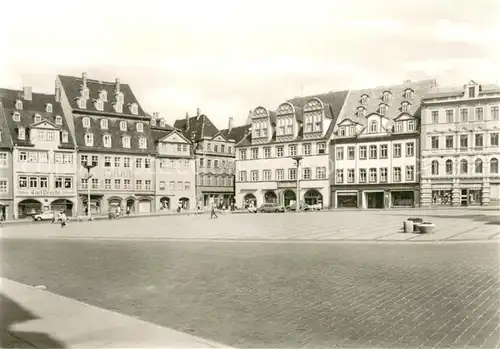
138;200;151;213
461;189;468;206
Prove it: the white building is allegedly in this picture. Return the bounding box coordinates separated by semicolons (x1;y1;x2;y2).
330;80;436;209
420;80;500;207
235;91;349;209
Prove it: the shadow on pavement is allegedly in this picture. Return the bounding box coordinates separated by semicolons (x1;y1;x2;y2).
381;213;500;225
1;293;66;348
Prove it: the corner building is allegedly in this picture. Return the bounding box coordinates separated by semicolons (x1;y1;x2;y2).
0;87;78;218
235;91;349;209
58;73;156;215
330;80;436;209
420;80;500;207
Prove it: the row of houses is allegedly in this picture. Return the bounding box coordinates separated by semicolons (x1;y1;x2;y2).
0;74;498;220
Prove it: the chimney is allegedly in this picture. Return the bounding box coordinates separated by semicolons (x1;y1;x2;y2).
115;78;121;94
196;108;200;117
82;72;87;88
185;112;190;131
228;116;233;133
23;86;32;101
55;80;61;102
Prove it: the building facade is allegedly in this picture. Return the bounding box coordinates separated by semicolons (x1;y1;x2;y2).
150;114;196;211
330;80;436;209
58;73;157;215
235;91;349;209
0;100;14;220
0;87;78;218
174;111;236;208
420;80;500;207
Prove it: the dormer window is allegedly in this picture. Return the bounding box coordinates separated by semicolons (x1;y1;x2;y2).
84;133;94;146
129;103;138;115
12;112;21;122
404;89;414;100
139;137;147;149
348;125;355;136
401;102;410;113
55;115;63;125
119;121;127;131
360;94;369;105
46;103;53;113
100;119;108;129
95;100;104;111
15;99;23;109
408;120;415;131
159;119;166;127
339;126;346;136
61;131;69;143
357;107;365;118
468;86;476;98
122;136;131;148
18;127;26;140
395;121;403;133
379;104;387;115
114;103;123;113
103;134;112;148
99;90;108;101
382;91;391;103
369;120;378;133
78;98;87;109
82;117;91;128
34;114;41;123
136;122;143;132
150;118;157;126
116;92;124;104
81;88;89;99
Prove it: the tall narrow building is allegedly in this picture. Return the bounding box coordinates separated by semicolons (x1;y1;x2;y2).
0;99;14;220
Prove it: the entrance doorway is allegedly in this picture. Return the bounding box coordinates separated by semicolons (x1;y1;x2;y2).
283;190;296;207
126;198;135;214
243;193;257;208
461;189;482;206
51;199;74;216
365;192;384;209
0;205;6;221
264;191;277;204
18;199;42;219
179;197;190;210
160;197;170;210
304;189;322;206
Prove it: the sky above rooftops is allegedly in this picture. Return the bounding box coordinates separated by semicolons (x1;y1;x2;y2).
1;0;498;130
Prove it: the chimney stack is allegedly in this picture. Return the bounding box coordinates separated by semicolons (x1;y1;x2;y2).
196;108;200;117
115;78;121;94
23;86;32;101
82;72;87;88
55;80;61;102
228;116;233;133
185;112;190;131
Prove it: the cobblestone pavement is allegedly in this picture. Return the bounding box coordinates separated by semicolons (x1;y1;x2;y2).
2;238;499;348
2;209;499;242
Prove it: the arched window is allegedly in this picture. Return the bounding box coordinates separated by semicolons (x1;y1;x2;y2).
445;160;453;174
474;159;483;174
460;159;468;174
431;160;439;175
490;158;498;174
82;117;90;128
369;121;377;133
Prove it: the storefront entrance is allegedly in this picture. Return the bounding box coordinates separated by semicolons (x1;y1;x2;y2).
337;193;358;208
264;191;277;204
365;192;384;209
138;198;152;213
126;198;135;214
304;189;322;206
160;197;171;210
460;189;482;206
391;191;414;208
432;190;452;206
243;193;257;208
51;199;74;216
17;199;42;219
178;197;190;210
283;190;296;207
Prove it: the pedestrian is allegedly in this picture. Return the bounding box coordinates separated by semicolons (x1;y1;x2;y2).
210;204;218;219
126;206;130;216
59;209;68;228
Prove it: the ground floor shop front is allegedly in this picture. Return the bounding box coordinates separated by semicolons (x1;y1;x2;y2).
0;200;14;221
156;194;196;212
420;178;500;207
78;192;155;216
331;184;419;209
236;185;329;209
14;196;77;219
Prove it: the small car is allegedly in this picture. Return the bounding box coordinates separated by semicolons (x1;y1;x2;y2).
258;203;285;213
308;203;323;211
33;211;59;222
286;203;310;211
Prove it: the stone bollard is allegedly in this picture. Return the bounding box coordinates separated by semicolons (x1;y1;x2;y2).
418;222;436;234
403;220;414;233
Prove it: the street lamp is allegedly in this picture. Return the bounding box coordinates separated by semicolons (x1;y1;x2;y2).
82;161;97;221
292;156;303;212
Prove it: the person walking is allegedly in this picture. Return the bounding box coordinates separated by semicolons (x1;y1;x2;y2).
59;209;68;228
210;204;218;219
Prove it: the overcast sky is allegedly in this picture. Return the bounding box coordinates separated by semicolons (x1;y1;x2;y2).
1;0;499;129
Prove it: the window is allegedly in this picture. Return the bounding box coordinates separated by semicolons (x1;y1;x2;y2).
263;170;271;181
62;131;69;143
460;160;468;174
55;115;63;125
382;92;391;103
54;177;63;189
445;160;453;175
490;133;499;146
339;127;346;136
29;176;38;188
15;100;23;109
115;103;123;113
468;86;476;98
145;180;152;190
122;136;131;148
184;181;191;191
214;145;219;153
27;152;37;162
460;108;468;122
475;107;484;121
213;160;219;168
369;145;377;159
114;179;121;189
82;117;90;128
303;167;312;180
393;167;401;182
361;95;369;105
491;106;499;120
0;180;7;193
207;160;211;168
446;110;454;123
475;159;483;174
124;179;131;189
239;171;247;182
347;146;355;160
475;134;483;147
135;158;142;168
130;104;138;115
336;169;344;183
288;168;297;180
40;177;48;188
13;112;21;122
239;149;247;160
369;121;378;133
359;169;367;183
114;157;120;167
103;135;112;148
348;125;355;136
431;136;439;149
168;181;175;191
407;120;415;131
289;144;297;156
380;145;388;159
359;146;367;160
136;180;143;190
276;146;284;157
317;142;326;154
431;111;439;124
431;160;439;175
95;100;104;111
139;138;147;149
491;158;499;174
18;127;26;140
120;121;127;131
347;169;355;183
401;103;409;113
303;144;311;156
316;167;326;179
406;142;414;157
39;152;48;163
145;158;151;168
380;168;388;182
104;156;111;167
85;133;93;146
262;147;270;158
0;153;7;167
18;176;27;188
406;166;415;181
124;157;130;168
336;147;344;160
445;136;454;149
395;122;403;133
276;169;284;181
91;155;98;166
460;135;468;148
100;119;108;129
369;168;377;182
251;148;259;159
357;108;365;117
136;123;143;132
78;98;87;109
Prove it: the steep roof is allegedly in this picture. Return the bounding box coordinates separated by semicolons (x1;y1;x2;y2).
0;101;13;149
0;88;75;149
173;114;220;141
220;124;251;144
337;79;436;127
423;82;500;99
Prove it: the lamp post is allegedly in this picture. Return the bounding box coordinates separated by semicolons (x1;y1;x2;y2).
292;156;303;212
82;161;97;221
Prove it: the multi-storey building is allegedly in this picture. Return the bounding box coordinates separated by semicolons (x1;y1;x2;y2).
174;110;236;208
0;100;14;220
58;73;157;215
235;91;349;209
150;113;196;211
420;80;500;207
0;87;78;218
330;80;436;209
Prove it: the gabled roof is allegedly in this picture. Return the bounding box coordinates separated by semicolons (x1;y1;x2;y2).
173;114;220;141
30;118;60;129
220;124;251;144
0;88;75;149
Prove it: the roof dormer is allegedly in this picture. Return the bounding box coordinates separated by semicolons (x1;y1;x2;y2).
77;97;87;109
46;103;53;113
159;119;166;127
252;106;269;119
360;94;369;105
99;90;108;101
403;88;414;100
464;80;481;99
15;99;23;110
401;101;410;113
129;102;138;115
382;90;392;103
303;98;323;112
276;102;294;116
379;103;388;115
94;99;104;111
356;106;366;118
150;118;157;126
33;114;42;123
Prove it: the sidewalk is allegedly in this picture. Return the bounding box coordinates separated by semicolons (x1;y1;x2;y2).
1;278;231;348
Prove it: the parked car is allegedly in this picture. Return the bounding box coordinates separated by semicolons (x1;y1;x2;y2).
258;203;285;213
32;211;61;222
308;203;323;211
247;205;258;213
286;203;310;211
